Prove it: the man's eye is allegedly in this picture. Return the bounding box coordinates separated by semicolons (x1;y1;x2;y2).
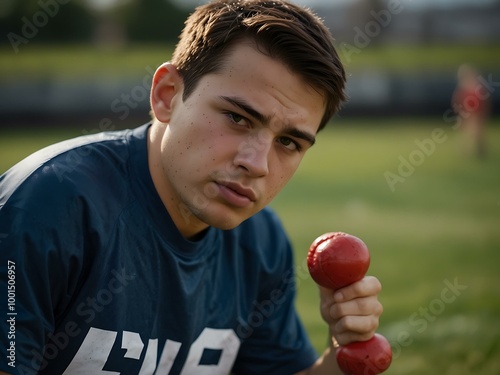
278;137;300;151
227;113;247;126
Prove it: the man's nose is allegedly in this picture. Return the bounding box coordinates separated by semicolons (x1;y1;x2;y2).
233;130;272;177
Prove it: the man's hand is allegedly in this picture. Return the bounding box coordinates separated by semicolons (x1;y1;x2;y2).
319;275;383;346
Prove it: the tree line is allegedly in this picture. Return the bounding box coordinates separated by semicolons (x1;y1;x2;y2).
1;0;191;48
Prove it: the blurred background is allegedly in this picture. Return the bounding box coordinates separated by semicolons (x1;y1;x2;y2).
1;0;499;126
1;0;499;374
0;0;499;126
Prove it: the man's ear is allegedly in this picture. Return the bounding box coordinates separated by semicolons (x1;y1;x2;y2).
150;62;183;123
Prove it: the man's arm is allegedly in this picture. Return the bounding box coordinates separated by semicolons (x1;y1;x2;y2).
296;276;383;375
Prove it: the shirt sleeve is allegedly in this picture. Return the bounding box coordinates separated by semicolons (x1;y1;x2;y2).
0;165;90;374
233;277;319;374
232;210;319;374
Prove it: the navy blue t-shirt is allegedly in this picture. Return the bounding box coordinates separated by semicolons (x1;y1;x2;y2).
0;124;318;374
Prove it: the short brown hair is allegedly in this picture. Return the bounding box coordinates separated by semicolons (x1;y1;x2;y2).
170;0;346;131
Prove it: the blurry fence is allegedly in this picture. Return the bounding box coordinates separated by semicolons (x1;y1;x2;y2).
1;70;498;129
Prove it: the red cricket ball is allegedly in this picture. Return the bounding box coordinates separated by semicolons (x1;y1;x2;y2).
307;232;370;290
336;333;392;375
307;232;392;375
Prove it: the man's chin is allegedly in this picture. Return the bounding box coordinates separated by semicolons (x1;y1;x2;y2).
205;212;249;231
195;202;259;231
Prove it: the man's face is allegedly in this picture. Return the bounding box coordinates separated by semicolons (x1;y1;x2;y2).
151;42;325;238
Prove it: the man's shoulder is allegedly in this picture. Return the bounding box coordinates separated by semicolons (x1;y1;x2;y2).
0;125;149;220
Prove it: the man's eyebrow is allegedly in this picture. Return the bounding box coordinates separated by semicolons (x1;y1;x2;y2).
219;95;270;125
220;95;316;147
284;127;316;147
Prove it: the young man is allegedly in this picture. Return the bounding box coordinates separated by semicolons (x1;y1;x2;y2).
0;1;383;374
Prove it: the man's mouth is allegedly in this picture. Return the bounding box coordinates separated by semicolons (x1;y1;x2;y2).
217;181;256;207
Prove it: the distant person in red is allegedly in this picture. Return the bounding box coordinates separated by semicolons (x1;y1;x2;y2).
451;64;491;158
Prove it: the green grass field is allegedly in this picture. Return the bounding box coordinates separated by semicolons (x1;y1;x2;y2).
273;118;500;374
1;117;499;374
